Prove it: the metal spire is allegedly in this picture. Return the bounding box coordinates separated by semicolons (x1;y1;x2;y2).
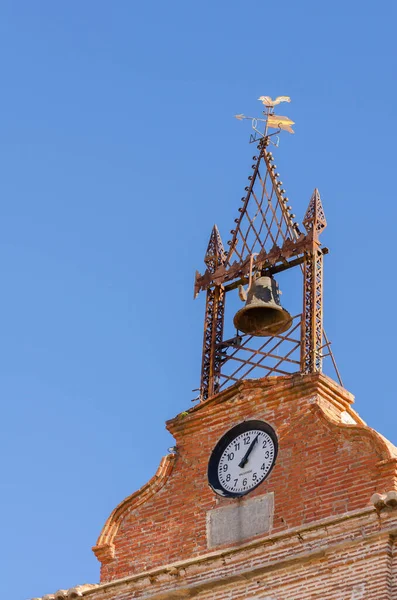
303;188;327;234
204;225;226;272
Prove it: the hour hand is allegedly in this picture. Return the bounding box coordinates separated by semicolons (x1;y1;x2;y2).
238;434;259;468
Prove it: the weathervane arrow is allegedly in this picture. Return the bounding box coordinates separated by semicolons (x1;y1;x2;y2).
234;114;266;122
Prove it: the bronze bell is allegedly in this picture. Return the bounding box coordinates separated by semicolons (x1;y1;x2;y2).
233;275;292;337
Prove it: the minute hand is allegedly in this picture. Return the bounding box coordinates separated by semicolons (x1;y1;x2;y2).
238;434;259;468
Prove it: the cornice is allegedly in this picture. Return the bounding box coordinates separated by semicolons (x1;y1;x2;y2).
167;373;355;436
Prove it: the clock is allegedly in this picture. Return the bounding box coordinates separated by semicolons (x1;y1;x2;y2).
208;420;278;498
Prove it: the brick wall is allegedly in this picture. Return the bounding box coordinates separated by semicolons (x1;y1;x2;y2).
93;373;397;585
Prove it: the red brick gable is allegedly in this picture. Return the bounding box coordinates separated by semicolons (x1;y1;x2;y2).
93;373;397;583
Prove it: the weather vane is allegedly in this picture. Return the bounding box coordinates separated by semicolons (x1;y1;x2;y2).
235;96;295;143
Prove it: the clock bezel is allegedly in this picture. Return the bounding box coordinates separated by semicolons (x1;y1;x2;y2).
207;419;278;498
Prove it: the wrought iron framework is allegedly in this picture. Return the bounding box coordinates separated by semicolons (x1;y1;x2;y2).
195;111;341;401
200;226;226;398
301;190;327;373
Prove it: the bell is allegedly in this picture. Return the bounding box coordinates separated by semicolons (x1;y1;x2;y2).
233;276;292;337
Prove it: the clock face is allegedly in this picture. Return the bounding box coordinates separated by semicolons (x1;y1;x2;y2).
208;420;278;498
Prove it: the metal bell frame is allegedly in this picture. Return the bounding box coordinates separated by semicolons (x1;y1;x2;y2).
194;121;342;401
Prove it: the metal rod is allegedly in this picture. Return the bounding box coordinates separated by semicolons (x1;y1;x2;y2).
324;330;343;387
223;256;306;292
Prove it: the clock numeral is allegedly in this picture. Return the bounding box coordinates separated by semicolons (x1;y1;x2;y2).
223;464;228;472
264;450;270;459
243;478;248;486
226;474;231;482
262;440;267;448
234;479;238;486
261;463;266;471
227;452;234;461
234;442;240;451
243;436;251;445
253;472;257;481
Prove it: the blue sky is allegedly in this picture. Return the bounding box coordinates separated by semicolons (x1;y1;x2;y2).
1;2;396;599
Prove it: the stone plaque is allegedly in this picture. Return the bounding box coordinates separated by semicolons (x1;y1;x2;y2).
207;493;274;548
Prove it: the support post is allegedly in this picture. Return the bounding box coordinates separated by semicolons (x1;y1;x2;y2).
201;285;225;400
301;246;323;373
301;189;327;374
200;226;226;400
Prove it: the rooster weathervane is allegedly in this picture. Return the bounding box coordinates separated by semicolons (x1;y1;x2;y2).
235;95;295;143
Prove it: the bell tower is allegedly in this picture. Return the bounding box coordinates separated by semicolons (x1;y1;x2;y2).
31;99;397;600
195;98;339;401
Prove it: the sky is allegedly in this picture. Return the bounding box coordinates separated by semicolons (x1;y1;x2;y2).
1;2;396;599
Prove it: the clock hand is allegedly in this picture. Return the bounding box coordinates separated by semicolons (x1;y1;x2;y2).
238;434;259;468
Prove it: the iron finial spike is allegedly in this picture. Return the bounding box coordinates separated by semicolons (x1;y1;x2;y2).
302;188;327;234
204;224;226;273
212;223;221;238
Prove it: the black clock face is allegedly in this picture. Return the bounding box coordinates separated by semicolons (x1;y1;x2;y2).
208;420;278;498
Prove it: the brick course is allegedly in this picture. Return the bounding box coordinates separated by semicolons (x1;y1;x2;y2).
35;508;397;599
